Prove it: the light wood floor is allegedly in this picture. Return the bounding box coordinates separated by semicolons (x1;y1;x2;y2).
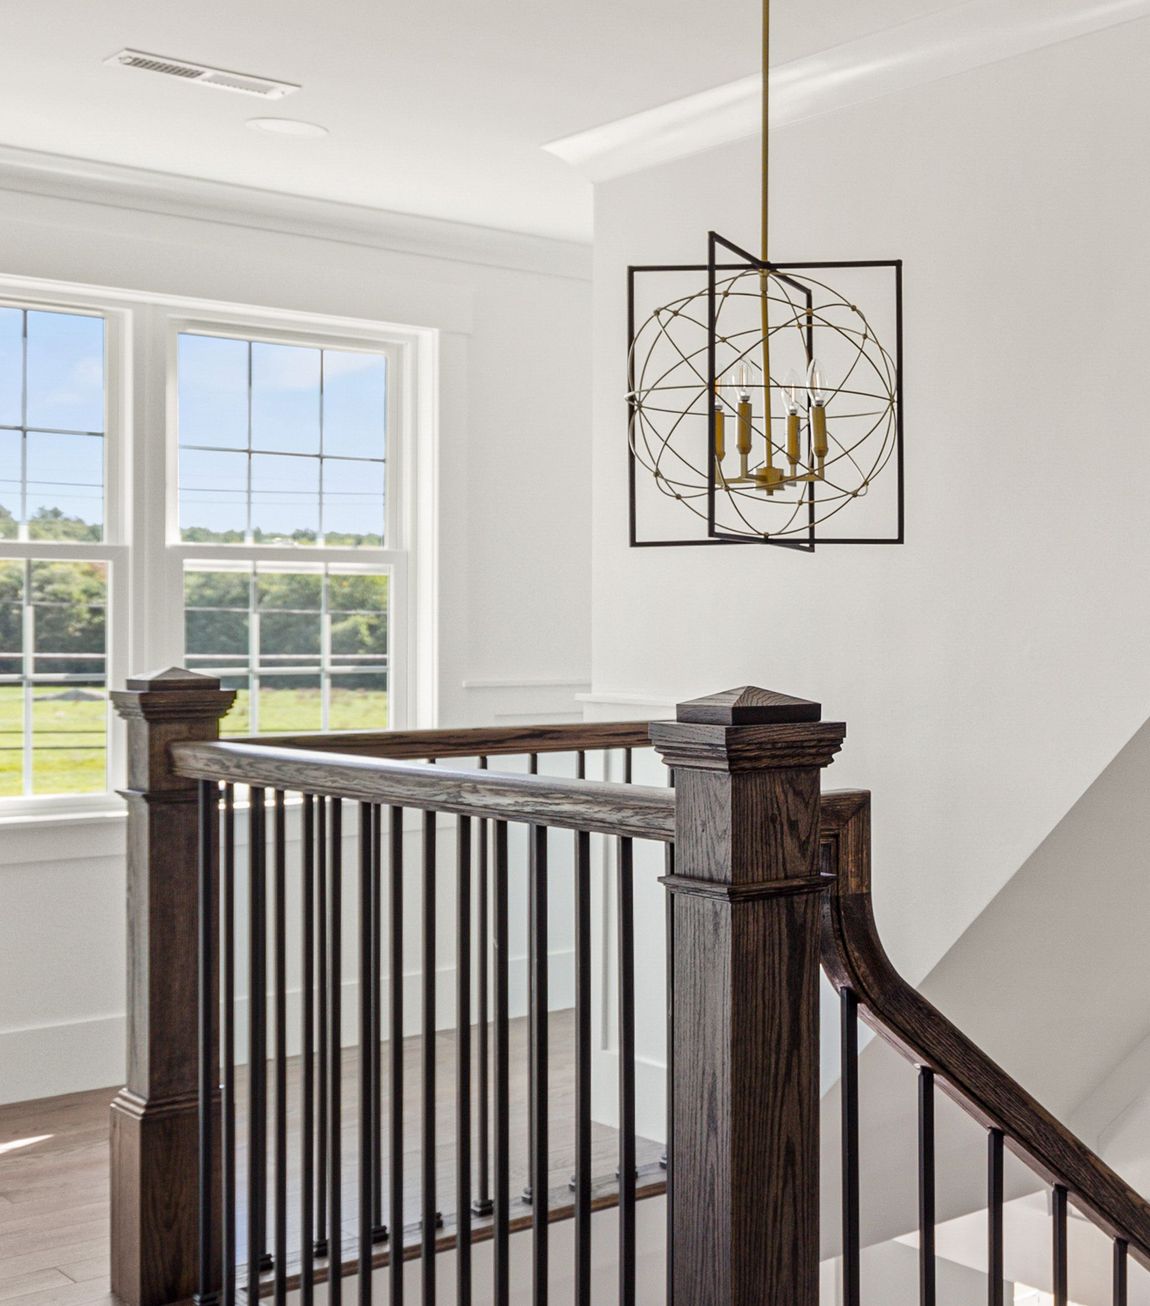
0;1012;663;1303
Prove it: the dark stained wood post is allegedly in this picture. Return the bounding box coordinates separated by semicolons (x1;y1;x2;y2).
110;668;236;1306
651;686;845;1306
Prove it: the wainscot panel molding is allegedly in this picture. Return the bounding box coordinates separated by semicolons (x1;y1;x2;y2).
544;0;1150;181
577;690;678;716
461;677;593;725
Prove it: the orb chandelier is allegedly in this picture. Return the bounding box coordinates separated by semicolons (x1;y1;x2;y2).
626;0;904;550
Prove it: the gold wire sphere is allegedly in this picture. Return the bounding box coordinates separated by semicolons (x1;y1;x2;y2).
628;266;899;540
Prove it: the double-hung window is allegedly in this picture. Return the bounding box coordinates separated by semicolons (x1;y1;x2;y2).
174;327;397;736
0;286;419;814
0;305;118;799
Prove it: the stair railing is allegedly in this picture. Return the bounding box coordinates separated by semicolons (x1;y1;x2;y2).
819;788;1150;1303
107;667;668;1306
108;669;1150;1306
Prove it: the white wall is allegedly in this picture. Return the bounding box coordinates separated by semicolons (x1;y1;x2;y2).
590;15;1150;1000
0;160;592;1102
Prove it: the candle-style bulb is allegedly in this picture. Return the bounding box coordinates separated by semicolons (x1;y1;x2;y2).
808;357;829;469
807;358;829;408
728;361;755;469
782;369;802;469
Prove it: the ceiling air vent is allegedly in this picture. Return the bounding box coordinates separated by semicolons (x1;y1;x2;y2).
105;50;300;100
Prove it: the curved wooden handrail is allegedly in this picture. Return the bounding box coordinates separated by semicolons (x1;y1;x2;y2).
171;740;676;842
818;788;1150;1266
230;720;659;760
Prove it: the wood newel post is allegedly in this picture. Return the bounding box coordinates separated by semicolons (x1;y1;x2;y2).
651;686;846;1306
109;668;236;1306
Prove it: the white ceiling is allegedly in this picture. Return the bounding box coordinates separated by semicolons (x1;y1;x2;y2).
2;0;960;243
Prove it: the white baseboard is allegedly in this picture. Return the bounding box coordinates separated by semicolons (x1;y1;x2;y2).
591;1047;667;1147
0;1012;125;1105
0;949;575;1106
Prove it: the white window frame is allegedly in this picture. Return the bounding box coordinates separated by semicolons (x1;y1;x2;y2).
0;274;439;823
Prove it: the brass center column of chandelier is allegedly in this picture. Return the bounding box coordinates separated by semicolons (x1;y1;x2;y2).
758;0;775;478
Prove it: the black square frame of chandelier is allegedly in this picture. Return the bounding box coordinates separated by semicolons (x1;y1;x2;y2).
626;232;904;550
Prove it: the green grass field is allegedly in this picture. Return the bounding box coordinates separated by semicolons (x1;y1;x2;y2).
0;685;389;797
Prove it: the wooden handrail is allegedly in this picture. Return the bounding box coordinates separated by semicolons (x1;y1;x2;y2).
231;720;659;760
171;740;676;842
818;788;1150;1267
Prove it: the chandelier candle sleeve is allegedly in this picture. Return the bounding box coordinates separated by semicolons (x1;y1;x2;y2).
713;387;726;465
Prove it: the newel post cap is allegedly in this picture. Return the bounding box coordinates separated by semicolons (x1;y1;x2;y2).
675;685;823;725
112;666;237;723
123;666;222;692
650;685;845;772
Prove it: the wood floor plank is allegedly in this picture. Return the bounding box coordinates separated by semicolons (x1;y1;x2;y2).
0;1204;109;1238
0;1281;115;1306
55;1261;107;1286
0;1012;663;1299
0;1271;73;1303
0;1242;106;1284
0;1224;105;1260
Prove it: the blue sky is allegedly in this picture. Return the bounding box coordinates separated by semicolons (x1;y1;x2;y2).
0;316;387;541
0;308;105;530
177;333;387;540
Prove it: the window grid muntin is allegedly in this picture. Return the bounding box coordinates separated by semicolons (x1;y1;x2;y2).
184;560;389;735
0;557;109;797
177;333;388;548
0;306;107;544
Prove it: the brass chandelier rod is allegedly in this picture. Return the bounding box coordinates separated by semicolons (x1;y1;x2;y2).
758;0;774;472
761;0;770;264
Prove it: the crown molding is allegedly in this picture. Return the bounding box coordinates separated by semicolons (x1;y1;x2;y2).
544;0;1150;182
0;143;592;282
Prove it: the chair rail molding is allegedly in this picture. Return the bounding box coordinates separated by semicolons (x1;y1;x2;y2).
544;0;1150;182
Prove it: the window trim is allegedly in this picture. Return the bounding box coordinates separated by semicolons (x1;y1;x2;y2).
0;290;132;814
0;274;439;823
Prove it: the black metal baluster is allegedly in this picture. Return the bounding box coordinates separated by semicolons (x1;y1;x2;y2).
371;805;386;1244
248;787;269;1297
457;817;473;1306
919;1067;936;1306
523;753;540;1209
329;799;344;1306
272;792;287;1305
389;806;405;1306
988;1129;1004;1306
622;748;633;785
301;796;316;1306
197;781;218;1306
473;757;493;1220
1114;1238;1128;1306
359;803;374;1306
530;823;549;1305
574;829;592;1306
617;837;636;1306
493;821;511;1306
841;990;861;1306
316;798;329;1258
222;786;237;1306
663;767;674;1304
421;810;437;1306
1053;1185;1068;1306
